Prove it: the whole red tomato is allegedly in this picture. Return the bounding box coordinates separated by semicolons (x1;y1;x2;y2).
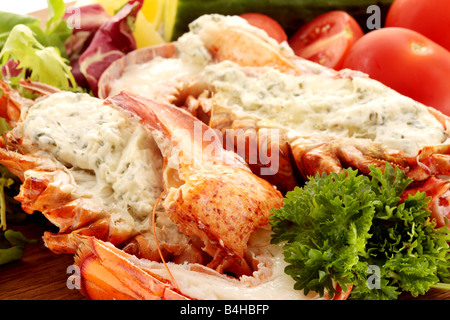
240;13;288;43
288;11;364;70
342;27;450;115
385;0;450;52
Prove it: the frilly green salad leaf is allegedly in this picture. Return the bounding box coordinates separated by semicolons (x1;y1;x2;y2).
270;163;450;300
0;11;43;52
0;0;79;97
0;0;71;55
0;24;76;92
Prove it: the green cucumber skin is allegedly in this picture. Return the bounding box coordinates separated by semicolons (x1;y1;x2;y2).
171;0;394;41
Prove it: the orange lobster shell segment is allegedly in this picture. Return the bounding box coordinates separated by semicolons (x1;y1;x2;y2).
75;236;191;300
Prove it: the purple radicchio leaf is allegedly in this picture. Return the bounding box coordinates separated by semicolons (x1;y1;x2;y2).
77;0;143;96
63;4;111;89
1;59;23;79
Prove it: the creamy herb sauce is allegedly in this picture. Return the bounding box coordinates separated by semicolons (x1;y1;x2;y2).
204;60;447;155
109;14;448;156
20;92;163;220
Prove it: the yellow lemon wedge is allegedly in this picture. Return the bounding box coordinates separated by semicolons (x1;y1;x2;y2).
163;0;177;41
134;11;165;48
141;0;164;30
75;0;166;48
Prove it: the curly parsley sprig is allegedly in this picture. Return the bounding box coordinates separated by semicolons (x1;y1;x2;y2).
270;163;450;300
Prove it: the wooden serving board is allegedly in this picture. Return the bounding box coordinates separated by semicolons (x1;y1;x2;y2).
0;216;85;300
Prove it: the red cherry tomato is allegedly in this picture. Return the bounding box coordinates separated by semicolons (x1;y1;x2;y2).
342;27;450;115
240;13;288;44
385;0;450;52
288;11;364;70
331;284;353;300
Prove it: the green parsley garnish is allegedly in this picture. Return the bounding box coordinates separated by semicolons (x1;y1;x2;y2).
270;163;450;300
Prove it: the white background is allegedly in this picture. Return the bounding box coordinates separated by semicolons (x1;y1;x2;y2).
1;0;75;14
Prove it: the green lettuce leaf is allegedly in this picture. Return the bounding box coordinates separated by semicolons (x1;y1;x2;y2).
0;11;44;51
0;0;72;56
0;229;37;265
0;24;77;92
0;0;78;96
0;165;14;231
45;0;73;54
